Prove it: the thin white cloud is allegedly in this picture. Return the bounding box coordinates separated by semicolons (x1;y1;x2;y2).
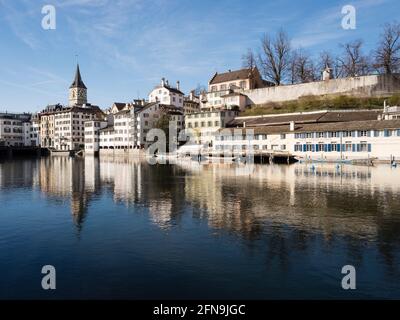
0;79;61;98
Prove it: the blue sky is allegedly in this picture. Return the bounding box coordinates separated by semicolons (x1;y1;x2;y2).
0;0;399;112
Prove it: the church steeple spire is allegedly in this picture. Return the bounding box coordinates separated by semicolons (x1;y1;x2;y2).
69;64;87;106
70;64;87;89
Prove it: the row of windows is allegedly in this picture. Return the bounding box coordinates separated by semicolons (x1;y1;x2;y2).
215;144;286;151
55;114;71;119
1;121;22;125
56;121;71;125
186;111;234;119
210;81;247;92
187;121;220;128
295;129;400;139
2;128;22;133
215;134;285;141
294;142;372;153
55;127;83;131
84;122;103;128
0;136;23;140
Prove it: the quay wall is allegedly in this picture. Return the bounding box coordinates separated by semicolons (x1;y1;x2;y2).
0;147;48;158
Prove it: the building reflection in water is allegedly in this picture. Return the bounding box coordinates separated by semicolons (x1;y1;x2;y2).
1;156;400;274
36;157;91;229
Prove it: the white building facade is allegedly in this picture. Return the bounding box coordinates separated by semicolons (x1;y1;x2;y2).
0;113;31;147
184;110;237;145
203;67;266;111
213;108;400;162
84;120;109;154
52;105;104;151
149;78;184;109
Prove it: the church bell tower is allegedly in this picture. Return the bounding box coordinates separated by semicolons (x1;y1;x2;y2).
69;64;87;106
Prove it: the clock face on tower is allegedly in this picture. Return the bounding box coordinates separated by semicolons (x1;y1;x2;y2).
69;87;87;105
78;89;87;99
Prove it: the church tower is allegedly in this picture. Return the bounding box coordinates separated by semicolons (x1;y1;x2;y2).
69;64;87;106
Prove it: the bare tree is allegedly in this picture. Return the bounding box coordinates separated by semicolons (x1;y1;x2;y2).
242;48;257;69
258;29;291;85
319;51;335;70
374;22;400;74
290;49;317;83
337;40;370;77
194;83;207;96
318;51;344;79
289;51;298;84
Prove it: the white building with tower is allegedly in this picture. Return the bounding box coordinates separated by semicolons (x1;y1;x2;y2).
39;64;105;151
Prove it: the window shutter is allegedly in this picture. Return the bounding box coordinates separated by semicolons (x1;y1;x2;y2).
352;144;356;152
337;144;341;152
368;144;372;152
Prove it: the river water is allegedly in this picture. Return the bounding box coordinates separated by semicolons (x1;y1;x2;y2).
0;156;399;299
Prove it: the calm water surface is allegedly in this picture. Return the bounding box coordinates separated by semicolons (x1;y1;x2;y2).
0;156;399;299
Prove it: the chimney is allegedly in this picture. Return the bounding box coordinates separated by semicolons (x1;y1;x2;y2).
161;78;165;87
290;121;295;131
166;79;169;86
176;80;180;91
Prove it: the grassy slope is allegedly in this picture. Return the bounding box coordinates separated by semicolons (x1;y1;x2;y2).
240;94;400;116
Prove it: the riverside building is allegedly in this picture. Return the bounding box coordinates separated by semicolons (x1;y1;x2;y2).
0;112;31;147
39;65;105;151
213;107;400;162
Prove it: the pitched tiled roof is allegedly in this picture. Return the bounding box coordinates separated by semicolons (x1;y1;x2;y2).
112;103;126;111
136;102;159;113
210;68;253;85
229;110;382;127
154;85;184;95
114;109;131;115
221;119;400;135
